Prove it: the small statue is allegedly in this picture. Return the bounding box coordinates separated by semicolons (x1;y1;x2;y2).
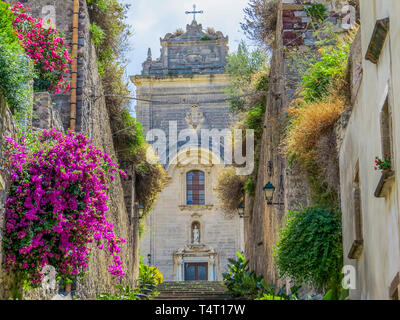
193;225;200;244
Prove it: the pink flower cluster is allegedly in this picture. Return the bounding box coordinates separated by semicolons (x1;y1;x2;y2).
3;129;127;285
10;3;73;94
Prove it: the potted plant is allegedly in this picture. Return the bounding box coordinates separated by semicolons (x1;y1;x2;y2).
375;155;392;173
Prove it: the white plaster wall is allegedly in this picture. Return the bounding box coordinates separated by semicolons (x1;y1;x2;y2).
340;0;400;300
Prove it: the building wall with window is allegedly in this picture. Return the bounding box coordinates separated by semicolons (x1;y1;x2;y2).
139;147;244;281
134;21;244;281
339;0;400;300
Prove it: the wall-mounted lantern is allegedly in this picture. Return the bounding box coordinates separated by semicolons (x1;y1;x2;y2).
263;182;284;206
237;203;245;218
138;205;145;219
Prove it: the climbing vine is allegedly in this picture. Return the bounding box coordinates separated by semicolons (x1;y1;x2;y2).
274;207;343;296
10;2;73;94
2;129;127;296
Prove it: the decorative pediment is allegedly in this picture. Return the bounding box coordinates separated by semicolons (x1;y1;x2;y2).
184;54;203;64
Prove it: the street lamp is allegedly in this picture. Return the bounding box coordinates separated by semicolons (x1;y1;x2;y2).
138;205;145;219
263;182;284;206
237;203;245;218
263;182;275;205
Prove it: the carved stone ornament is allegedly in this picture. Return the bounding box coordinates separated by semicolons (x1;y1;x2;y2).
185;105;205;130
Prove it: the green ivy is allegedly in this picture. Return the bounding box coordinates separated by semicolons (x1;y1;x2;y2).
0;1;33;114
90;22;106;48
245;103;265;139
300;43;349;103
119;108;146;156
274;207;343;293
305;3;329;23
244;177;256;196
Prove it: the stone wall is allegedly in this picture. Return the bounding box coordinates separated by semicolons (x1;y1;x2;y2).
2;0;139;299
0;94;18;299
32;92;64;132
244;0;347;291
18;0;74;131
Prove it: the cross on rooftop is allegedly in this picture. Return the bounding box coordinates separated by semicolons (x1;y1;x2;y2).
185;4;203;21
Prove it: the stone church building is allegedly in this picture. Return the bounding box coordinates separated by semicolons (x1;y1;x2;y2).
131;18;244;281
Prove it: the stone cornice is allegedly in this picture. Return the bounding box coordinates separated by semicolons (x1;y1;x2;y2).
179;205;214;211
131;73;231;86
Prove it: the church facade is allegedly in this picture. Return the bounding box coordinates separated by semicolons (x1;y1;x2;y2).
131;19;244;281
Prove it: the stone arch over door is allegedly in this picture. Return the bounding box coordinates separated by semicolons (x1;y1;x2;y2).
174;245;218;281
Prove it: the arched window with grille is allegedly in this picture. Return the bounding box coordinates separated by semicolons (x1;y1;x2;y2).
186;171;205;205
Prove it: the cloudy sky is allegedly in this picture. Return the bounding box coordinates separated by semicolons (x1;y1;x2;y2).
121;0;252;110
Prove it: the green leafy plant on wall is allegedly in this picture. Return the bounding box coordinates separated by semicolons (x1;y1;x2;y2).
305;3;329;23
0;1;33;114
274;207;343;298
90;22;106;48
244;177;256;196
201;34;212;41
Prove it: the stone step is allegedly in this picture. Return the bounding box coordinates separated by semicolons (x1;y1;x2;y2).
154;281;232;300
156;291;228;295
155;296;232;300
157;288;227;292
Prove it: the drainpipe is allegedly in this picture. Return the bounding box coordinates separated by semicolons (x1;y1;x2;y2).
70;0;79;131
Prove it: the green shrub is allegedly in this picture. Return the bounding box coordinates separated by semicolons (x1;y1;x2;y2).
97;285;140;300
224;41;268;113
306;3;329;23
97;263;164;300
90;22;106;47
256;294;285;300
223;252;299;300
138;263;163;286
223;252;271;299
245;103;265;139
0;1;33;114
201;35;212;41
275;207;343;292
300;43;349;103
244;177;256;196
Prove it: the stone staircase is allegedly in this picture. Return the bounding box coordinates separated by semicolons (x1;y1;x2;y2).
153;281;233;300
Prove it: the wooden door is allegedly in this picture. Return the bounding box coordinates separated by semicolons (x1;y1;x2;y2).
184;262;208;281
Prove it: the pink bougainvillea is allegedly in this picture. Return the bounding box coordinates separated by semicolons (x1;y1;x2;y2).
2;129;127;285
10;2;73;94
